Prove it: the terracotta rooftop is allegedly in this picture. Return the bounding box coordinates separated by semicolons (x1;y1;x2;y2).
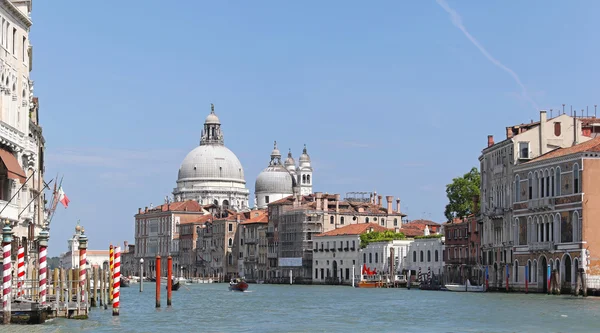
400;226;424;237
137;200;203;215
269;194;407;216
181;214;213;225
316;223;392;237
241;210;268;224
525;137;600;164
406;219;441;226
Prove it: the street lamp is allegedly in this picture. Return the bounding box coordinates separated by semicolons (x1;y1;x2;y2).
139;258;144;292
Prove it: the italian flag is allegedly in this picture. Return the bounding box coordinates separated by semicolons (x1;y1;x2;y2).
58;186;70;208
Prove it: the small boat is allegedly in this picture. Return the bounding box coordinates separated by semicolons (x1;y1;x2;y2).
228;278;248;292
121;277;131;288
165;280;180;291
357;275;385;288
445;279;484;292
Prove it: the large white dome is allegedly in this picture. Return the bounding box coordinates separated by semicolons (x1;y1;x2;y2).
178;145;245;182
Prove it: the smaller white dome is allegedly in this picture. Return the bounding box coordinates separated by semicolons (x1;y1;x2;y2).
255;165;293;194
205;113;220;124
284;149;295;167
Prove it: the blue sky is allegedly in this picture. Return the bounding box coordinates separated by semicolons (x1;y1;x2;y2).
31;1;600;255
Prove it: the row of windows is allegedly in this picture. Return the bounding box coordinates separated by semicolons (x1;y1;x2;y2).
412;250;440;263
515;164;579;202
314;240;356;250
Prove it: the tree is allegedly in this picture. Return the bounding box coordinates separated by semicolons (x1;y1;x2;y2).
444;167;480;221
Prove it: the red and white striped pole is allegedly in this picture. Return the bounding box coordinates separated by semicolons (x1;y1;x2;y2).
2;220;13;324
16;246;24;299
78;229;88;305
112;246;120;316
38;227;49;306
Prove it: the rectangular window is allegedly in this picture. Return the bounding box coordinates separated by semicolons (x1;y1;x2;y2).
22;36;25;62
519;142;529;159
12;27;15;54
265;196;269;204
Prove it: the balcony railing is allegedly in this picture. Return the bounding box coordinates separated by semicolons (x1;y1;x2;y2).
530;242;554;251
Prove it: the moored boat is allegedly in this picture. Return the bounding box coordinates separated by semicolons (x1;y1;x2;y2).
229;278;248;292
165;280;181;291
444;279;484;292
121;277;131;287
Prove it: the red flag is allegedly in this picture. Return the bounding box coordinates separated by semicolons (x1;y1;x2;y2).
58;186;70;208
362;263;367;274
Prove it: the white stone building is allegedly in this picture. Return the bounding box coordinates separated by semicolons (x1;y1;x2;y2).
254;141;312;209
402;235;445;278
361;239;413;277
59;224;109;270
480;110;590;288
0;1;46;277
173;104;249;211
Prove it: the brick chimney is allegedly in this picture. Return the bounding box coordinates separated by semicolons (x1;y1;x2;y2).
386;196;393;214
124;241;129;251
145;206;148;213
323;196;329;211
315;192;322;210
377;195;382;207
335;194;340;213
487;135;494;147
506;127;514;139
539;110;547;155
138;208;141;214
373;191;377;204
396;198;401;213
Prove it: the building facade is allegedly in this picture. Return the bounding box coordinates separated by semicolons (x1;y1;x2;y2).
178;214;211;278
238;210;268;281
134;200;207;278
511;137;600;293
402;235;445;280
480;111;590;289
59;224;109;270
173;104;250;211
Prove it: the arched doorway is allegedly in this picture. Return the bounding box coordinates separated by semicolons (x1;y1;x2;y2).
493;263;498;287
564;255;572;284
540;256;548;293
332;261;338;280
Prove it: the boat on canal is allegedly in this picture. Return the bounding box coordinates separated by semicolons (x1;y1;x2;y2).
229;278;248;292
444;279;484;292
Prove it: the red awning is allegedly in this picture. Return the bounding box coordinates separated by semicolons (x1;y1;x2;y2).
0;148;26;184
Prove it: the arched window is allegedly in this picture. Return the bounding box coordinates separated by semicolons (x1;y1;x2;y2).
222;199;229;208
375;252;378;263
515;175;521;202
514;260;519;282
369;253;372;263
435;250;439;262
528;260;532;282
551;168;555;197
330;216;334;224
528;172;533;200
307;175;311;184
340;217;345;225
420;251;423;262
427;250;431;262
545;169;550;197
228;238;233;247
302;175;307;184
394;218;398;226
533;260;538;282
213;199;218;206
533;172;539;199
555;167;561;196
413;251;416;262
573;163;580;193
573;211;581;242
363;253;366;263
365;217;369;223
228;253;233;265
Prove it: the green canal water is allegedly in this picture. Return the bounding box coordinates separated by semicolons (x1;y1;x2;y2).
0;283;598;332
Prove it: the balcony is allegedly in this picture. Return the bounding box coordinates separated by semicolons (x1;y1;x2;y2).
267;252;277;259
528;198;555;211
245;237;258;244
343;247;348;251
530;242;554;251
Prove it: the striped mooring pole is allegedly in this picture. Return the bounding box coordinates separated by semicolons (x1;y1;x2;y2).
78;229;88;305
16;246;24;299
2;220;13;324
38;227;50;306
112;246;121;316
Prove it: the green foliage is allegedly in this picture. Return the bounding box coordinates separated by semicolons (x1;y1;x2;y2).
360;230;406;248
444;167;480;222
48;256;61;270
414;234;443;239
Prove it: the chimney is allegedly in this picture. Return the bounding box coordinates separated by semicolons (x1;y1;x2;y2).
396;198;401;213
539;110;547;155
323;196;329;212
506;127;514;139
487;135;494;147
124;241;128;251
138;208;141;214
386;196;393;214
315;192;322;210
574;110;579;145
377;195;382;207
145;206;148;213
335;194;340;213
373;191;377;204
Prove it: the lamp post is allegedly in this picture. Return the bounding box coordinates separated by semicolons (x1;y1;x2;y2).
139;258;144;292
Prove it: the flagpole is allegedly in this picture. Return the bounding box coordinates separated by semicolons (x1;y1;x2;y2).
0;171;36;215
48;175;64;225
18;179;53;218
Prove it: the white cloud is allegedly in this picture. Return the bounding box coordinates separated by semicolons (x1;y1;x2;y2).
436;0;539;111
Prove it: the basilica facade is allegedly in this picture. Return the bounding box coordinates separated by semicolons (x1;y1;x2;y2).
173;104;250;211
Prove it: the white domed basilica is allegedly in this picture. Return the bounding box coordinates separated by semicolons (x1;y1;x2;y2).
255;141;313;209
173;104;249;210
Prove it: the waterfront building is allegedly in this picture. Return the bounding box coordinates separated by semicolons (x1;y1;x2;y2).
173;104;250;211
444;197;482;283
255;142;312;209
267;192;406;282
402;229;445;280
134;200;207;278
361;239;413;280
196;211;246;280
121;243;136;277
59;224;109;269
480;110;590;289
511;137;600;293
238;209;268;281
0;1;46;280
178;214;211;278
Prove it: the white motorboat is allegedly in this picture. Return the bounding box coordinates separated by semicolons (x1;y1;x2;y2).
444;279;484;292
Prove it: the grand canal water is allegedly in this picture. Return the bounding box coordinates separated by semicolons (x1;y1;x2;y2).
1;283;598;332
